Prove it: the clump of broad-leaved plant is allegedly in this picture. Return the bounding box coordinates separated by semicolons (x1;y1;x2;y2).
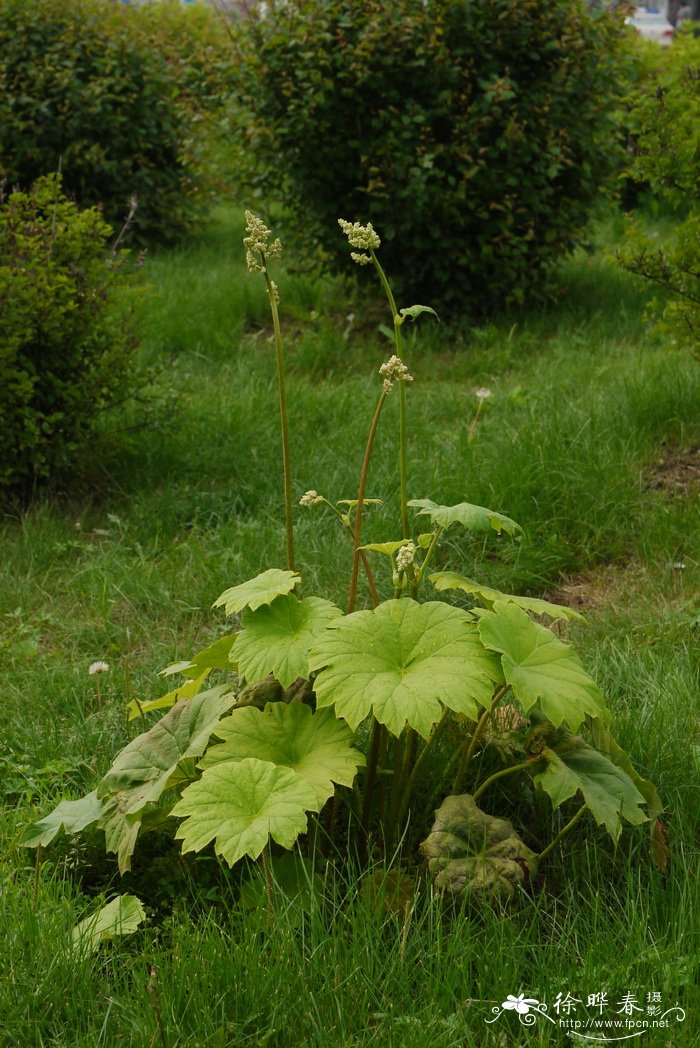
22;212;662;907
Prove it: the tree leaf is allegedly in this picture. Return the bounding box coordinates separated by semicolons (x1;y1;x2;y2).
408;498;522;537
99;685;238;813
429;571;585;622
420;794;537;901
172;758;318;867
476;601;608;730
72;894;145;953
200;703;365;807
231;594;342;688
20;790;104;849
309;599;502;739
213;569;301;615
534;733;647;841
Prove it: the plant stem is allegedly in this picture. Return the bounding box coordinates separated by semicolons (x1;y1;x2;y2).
348;390;388;613
395;708;450;831
398;379;409;541
261;844;275;913
360;718;383;850
451;685;510;794
371;249;410;542
264;266;295;571
416;525;443;585
537;804;588;863
387;728;417;853
472;758;544;803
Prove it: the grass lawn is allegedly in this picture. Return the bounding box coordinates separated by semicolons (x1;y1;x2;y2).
1;206;699;1047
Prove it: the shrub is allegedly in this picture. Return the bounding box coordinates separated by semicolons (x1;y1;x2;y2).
234;0;627;312
0;0;233;242
0;175;146;495
618;30;700;355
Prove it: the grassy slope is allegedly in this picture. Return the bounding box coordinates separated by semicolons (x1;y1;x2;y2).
1;207;698;1046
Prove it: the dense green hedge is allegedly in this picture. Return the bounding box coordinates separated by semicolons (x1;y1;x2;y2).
0;0;233;242
618;30;700;353
235;0;627;313
0;176;146;495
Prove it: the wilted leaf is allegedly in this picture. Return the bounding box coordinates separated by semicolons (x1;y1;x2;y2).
408;499;522;537
173;757;318;866
200;702;365;807
534;732;647;841
651;818;670;874
476;601;607;730
429;571;584;622
72;894;145;953
309;599;502;739
232;594;343;689
420;794;537;901
20;790;104;849
213;569;301;615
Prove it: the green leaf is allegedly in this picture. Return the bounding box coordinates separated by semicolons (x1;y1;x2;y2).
408;499;522;537
72;895;145;953
534;732;647;841
127;669;211;721
213;569;301;615
420;794;537;901
336;499;383;507
239;853;325;924
399;304;439;322
172;758;318;866
359;540;409;556
309;599;502;739
589;720;663;824
20;790;104;849
100;685;238;813
232;594;342;689
429;571;585;622
200;703;365;807
160;634;238;679
476;601;608;730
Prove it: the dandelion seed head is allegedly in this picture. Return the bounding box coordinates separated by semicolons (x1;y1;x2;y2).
89;661;110;676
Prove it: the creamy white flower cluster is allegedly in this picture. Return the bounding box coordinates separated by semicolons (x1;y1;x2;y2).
244;210;282;273
395;542;416;573
338;219;381;265
299;489;325;507
379;354;414;394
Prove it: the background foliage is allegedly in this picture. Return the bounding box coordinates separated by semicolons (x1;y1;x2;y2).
618;29;700;354
234;0;628;312
0;175;145;495
0;0;233;242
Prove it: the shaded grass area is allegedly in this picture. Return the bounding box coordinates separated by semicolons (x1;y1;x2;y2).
1;205;699;1045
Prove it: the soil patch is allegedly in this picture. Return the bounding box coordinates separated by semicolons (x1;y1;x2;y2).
646;445;700;496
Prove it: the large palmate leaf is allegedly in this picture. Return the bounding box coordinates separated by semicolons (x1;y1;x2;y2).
232;594;343;689
72;894;145;953
534;732;648;841
408;499;522;537
476;601;607;730
99;685;238;813
172;757;318;866
200;703;365;807
429;571;584;622
20;790;104;849
420;794;537;901
213;569;301;616
309;599;502;739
